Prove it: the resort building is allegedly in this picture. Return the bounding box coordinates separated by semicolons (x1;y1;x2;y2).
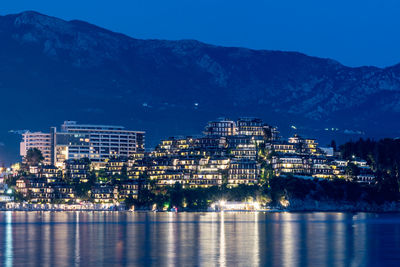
228;159;260;186
20;121;145;168
65;158;91;183
204;118;237;137
20;132;52;165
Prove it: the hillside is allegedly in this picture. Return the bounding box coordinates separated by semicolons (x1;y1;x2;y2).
1;11;400;163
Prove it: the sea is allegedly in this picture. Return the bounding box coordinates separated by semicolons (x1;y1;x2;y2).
1;211;400;266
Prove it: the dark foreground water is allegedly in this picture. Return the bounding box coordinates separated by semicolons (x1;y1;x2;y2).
1;212;400;266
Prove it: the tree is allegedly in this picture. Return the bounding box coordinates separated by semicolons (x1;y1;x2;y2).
119;165;128;181
170;182;184;208
25;148;44;166
345;162;360;178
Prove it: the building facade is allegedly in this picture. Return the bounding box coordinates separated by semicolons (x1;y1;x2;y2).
20;121;145;168
20;132;52;165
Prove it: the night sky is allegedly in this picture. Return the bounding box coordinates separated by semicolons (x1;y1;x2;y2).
2;0;400;67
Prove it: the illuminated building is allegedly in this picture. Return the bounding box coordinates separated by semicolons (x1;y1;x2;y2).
91;184;114;203
20;121;145;168
113;180;140;199
288;134;319;155
15;177;75;203
204;118;237;136
237;117;279;142
231;143;258;160
228;159;260;186
272;143;296;154
65;158;91;183
38;165;60;178
106;156;128;176
20;132;52;165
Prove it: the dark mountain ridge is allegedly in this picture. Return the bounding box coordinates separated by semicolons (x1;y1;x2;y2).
1;11;400;163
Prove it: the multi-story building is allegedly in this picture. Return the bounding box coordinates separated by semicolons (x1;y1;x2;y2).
189;170;222;188
288;134;319;155
91;184;114;203
38;165;60;178
237;117;279;142
16;177;75;203
237;118;264;136
204;118;237;137
272;143;296;154
231;143;258;160
55;121;145;167
228;159;260;186
65;158;91;183
20;121;145;168
20;132;52;165
113;180;140;200
106;157;128;176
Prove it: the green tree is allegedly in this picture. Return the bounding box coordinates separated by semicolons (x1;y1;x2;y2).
25;148;44;166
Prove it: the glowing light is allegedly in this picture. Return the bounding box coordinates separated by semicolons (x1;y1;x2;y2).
280;197;290;208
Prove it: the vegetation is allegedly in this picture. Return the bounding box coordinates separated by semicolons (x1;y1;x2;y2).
25;148;44;166
9;138;400;210
340;138;400;199
126;174;400;211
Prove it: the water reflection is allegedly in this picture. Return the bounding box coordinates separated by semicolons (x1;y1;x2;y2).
4;211;12;267
1;212;400;266
219;212;226;267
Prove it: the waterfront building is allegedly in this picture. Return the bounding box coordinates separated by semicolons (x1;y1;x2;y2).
65;158;91;183
91;184;114;203
228;159;260;186
189;170;222;187
20;132;52;165
154;170;186;186
47;183;75;202
16;177;75;203
113;180;140;200
16;177;48;202
20;121;145;168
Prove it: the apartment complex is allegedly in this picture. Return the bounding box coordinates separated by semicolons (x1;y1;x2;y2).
20;121;145;168
20;132;52;165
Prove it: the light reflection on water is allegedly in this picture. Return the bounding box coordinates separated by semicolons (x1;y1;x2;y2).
1;212;400;266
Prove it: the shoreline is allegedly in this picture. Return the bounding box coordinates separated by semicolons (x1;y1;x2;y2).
2;207;400;213
2;199;400;213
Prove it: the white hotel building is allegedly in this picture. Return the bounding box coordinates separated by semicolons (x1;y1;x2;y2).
20;132;52;165
20;121;145;168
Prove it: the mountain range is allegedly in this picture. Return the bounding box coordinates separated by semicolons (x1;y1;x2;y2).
1;11;400;164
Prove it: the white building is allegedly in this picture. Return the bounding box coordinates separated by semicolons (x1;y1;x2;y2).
20;132;52;165
20;121;145;168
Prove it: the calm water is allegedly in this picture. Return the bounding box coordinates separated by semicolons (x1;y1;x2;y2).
1;212;400;266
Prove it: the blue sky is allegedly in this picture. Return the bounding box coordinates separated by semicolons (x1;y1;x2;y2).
1;0;400;67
